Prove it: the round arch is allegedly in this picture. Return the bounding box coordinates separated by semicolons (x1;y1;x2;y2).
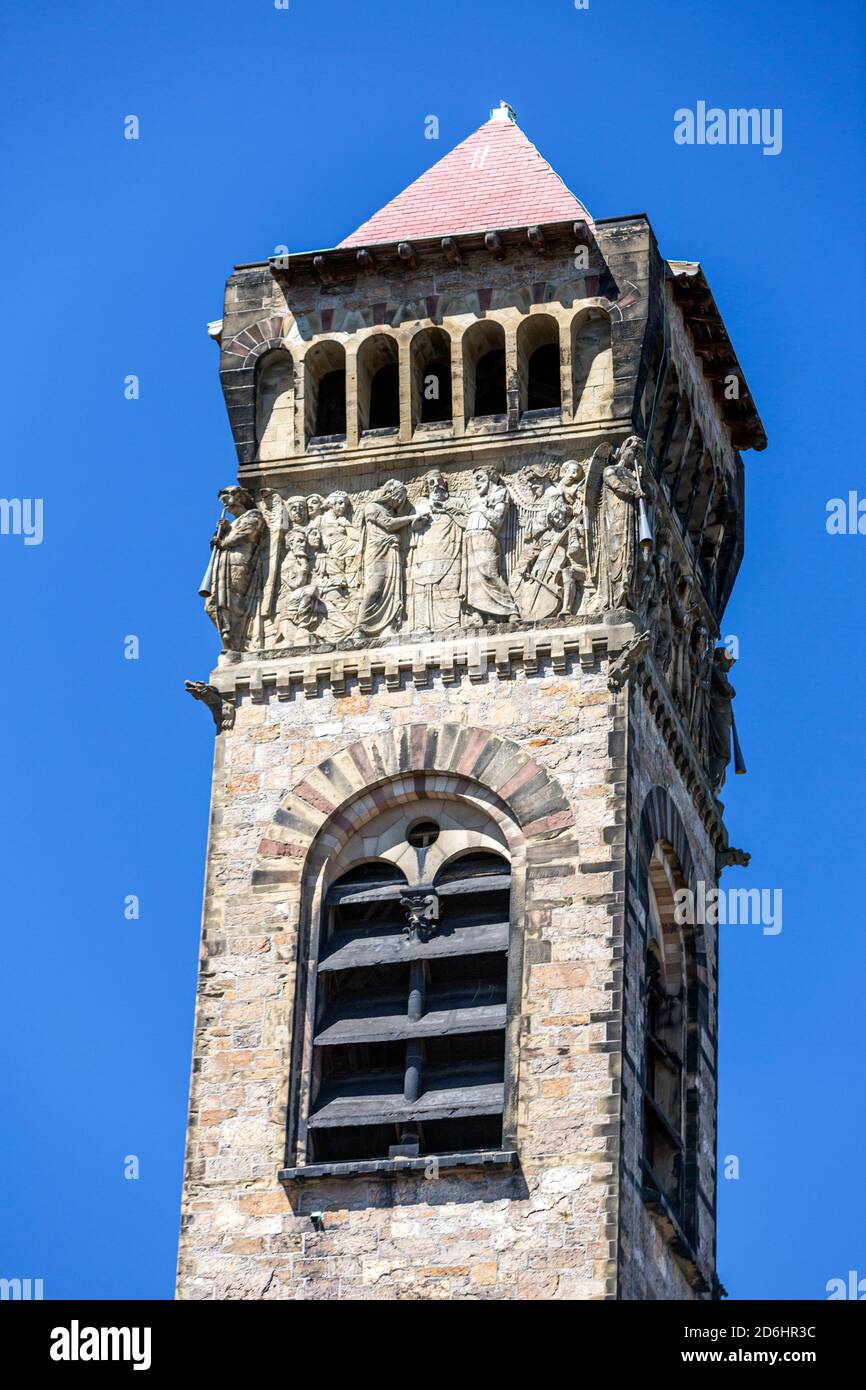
254;722;576;891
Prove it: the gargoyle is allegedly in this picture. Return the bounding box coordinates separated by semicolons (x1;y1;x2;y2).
717;846;751;871
184;679;235;734
607;630;651;692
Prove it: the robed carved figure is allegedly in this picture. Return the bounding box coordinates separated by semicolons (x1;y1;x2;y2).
200;486;266;654
708;646;737;793
461;468;519;624
585;435;648;613
356;480;416;637
407;470;467;632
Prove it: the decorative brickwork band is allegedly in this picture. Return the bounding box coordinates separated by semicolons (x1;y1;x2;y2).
252;722;576;891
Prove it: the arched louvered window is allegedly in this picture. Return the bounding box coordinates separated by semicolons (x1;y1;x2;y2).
642;843;688;1224
304;824;511;1167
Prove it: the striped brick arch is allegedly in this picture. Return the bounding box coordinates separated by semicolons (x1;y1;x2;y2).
637;785;709;1007
638;786;696;898
219;318;294;464
252;723;575;891
222;315;290;367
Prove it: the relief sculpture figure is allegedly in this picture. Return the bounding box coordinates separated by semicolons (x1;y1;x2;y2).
316;490;361;637
461;468;519;624
707;646;737;793
585;436;646;613
274;530;322;643
688;621;713;761
356;480;416;637
648;529;674;676
200;485;266;655
407;470;466;632
515;493;586;621
670;567;698;713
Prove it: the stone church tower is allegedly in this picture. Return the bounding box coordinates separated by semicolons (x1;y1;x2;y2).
178;105;764;1301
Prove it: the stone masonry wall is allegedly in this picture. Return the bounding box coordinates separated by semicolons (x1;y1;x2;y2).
176;649;632;1300
617;680;719;1299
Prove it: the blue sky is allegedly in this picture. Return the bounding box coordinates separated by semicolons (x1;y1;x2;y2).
1;0;863;1300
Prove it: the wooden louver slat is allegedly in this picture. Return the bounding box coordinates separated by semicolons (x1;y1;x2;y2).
307;1081;505;1129
318;919;509;972
315;1001;507;1046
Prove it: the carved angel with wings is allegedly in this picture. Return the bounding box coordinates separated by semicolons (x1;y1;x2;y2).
583;436;649;614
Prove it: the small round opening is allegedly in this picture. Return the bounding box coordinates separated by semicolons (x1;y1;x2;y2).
406;820;440;849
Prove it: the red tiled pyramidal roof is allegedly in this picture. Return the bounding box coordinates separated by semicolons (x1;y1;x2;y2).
340;103;592;247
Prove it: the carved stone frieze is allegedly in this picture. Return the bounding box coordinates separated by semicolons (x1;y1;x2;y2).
199;436;656;658
197;433;740;788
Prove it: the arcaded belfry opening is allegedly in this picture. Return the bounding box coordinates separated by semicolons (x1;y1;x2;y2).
661;391;692;494
649;361;681;473
463;320;507;422
255;348;294;457
673;420;704;520
571;306;613;423
685;451;717;544
517;313;562;416
411;327;453;427
357;333;400;434
305;340;347;444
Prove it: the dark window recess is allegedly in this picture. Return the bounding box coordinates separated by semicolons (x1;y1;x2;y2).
406;819;440;849
315;369;346;437
308;850;511;1163
368;362;400;430
527;343;562;410
419;360;452;423
643;948;684;1218
473;350;507;417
